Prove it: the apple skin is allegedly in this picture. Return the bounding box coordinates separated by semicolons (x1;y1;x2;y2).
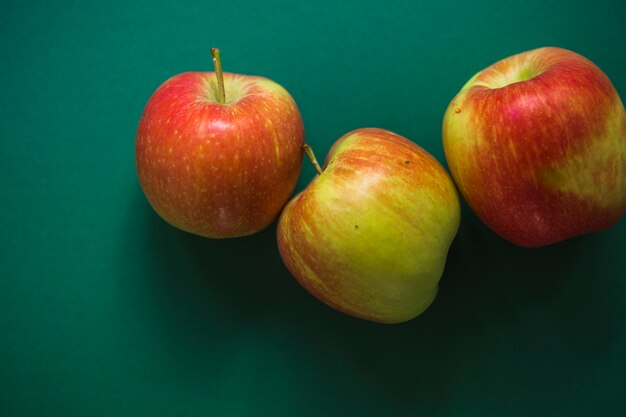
277;128;460;324
136;71;304;238
443;47;626;247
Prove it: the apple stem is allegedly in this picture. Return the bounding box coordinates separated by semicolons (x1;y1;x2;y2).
303;144;324;175
211;48;226;104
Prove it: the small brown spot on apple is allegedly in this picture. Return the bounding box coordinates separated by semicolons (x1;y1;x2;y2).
354;225;358;230
455;108;461;114
404;160;410;164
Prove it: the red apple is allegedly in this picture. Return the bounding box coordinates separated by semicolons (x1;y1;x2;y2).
136;49;304;238
443;47;626;247
277;128;460;323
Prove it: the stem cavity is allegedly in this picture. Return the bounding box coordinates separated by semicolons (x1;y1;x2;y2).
303;144;324;175
211;48;226;104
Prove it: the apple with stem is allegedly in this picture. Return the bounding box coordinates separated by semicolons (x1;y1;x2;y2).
443;47;626;247
277;129;460;324
136;48;305;238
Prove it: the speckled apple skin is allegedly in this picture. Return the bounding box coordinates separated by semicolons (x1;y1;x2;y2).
136;72;304;238
278;129;460;324
443;47;626;247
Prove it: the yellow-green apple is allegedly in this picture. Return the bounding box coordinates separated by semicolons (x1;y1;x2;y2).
443;47;626;247
277;128;460;324
136;49;304;238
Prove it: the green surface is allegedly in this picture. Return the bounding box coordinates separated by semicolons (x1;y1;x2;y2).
1;0;626;416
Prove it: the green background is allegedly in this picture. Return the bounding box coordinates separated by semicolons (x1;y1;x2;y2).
2;0;625;415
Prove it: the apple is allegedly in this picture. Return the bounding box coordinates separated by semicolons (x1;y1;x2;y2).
443;47;626;247
277;128;460;323
136;49;305;238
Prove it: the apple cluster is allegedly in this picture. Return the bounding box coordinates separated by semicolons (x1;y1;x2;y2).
136;47;626;324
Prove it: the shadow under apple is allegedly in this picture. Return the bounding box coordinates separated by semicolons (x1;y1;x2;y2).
300;208;624;414
125;192;315;326
414;210;623;404
121;191;623;413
